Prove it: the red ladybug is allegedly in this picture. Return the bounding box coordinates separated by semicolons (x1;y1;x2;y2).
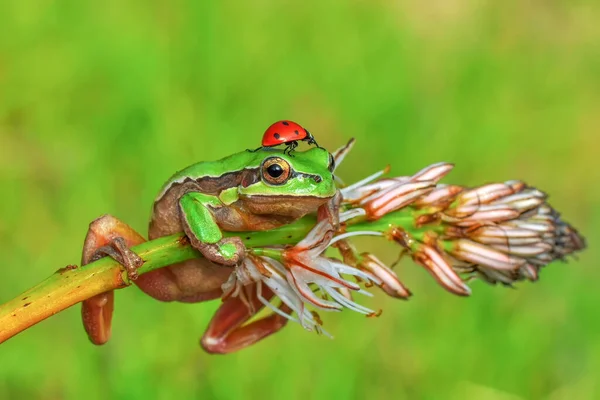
253;120;320;155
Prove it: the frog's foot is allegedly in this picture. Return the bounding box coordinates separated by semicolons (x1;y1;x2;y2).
188;235;246;267
317;190;342;231
81;214;146;345
201;285;289;354
89;236;144;280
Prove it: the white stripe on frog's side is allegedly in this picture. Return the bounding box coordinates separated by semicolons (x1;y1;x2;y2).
154;166;262;204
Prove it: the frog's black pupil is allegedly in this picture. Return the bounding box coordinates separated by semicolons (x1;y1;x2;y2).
267;164;284;178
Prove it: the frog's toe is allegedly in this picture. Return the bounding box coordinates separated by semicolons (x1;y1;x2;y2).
89;236;144;280
195;237;245;266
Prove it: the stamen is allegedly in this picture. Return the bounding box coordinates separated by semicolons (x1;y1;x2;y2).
323;286;376;315
339;208;366;223
329;231;383;246
256;281;301;324
286;269;343;311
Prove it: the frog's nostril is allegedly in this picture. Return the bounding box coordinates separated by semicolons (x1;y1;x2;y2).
313;176;322;183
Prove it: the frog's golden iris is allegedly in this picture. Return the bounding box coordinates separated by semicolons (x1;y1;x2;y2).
261;156;291;185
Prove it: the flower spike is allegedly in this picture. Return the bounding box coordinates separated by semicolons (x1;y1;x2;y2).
221;145;586;341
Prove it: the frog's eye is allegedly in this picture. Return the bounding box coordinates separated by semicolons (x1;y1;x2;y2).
261;157;291;185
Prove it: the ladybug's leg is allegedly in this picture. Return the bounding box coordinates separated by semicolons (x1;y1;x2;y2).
201;284;290;354
284;141;298;156
304;130;321;148
246;146;266;153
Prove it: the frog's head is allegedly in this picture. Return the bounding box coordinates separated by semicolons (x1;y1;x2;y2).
238;147;337;218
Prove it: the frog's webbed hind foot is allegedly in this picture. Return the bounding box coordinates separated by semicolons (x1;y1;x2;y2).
88;236;144;280
201;284;289;354
81;215;146;345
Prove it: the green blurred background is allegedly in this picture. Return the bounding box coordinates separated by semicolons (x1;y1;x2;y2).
1;1;598;399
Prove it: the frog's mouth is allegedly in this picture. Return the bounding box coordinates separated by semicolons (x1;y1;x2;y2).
240;194;330;219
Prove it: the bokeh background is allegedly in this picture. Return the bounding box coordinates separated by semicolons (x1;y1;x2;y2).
1;1;599;399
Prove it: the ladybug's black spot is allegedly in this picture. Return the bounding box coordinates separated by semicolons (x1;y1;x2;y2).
274;133;281;139
294;130;299;135
282;121;289;126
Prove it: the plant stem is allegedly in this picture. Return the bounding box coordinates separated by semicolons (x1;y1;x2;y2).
0;210;418;344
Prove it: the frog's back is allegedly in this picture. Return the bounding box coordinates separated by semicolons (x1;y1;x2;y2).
148;150;266;239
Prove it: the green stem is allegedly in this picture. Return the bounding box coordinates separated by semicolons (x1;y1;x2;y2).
250;248;284;260
0;208;420;344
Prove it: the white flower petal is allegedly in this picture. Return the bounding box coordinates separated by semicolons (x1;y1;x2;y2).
287;267;343;311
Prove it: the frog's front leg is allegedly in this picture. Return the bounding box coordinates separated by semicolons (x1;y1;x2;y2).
318;190;342;230
179;192;245;266
80;215;145;345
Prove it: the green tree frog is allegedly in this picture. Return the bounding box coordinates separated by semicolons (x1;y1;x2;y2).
80;146;338;353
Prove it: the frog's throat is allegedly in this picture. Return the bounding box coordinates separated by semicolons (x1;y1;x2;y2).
238;194;331;218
